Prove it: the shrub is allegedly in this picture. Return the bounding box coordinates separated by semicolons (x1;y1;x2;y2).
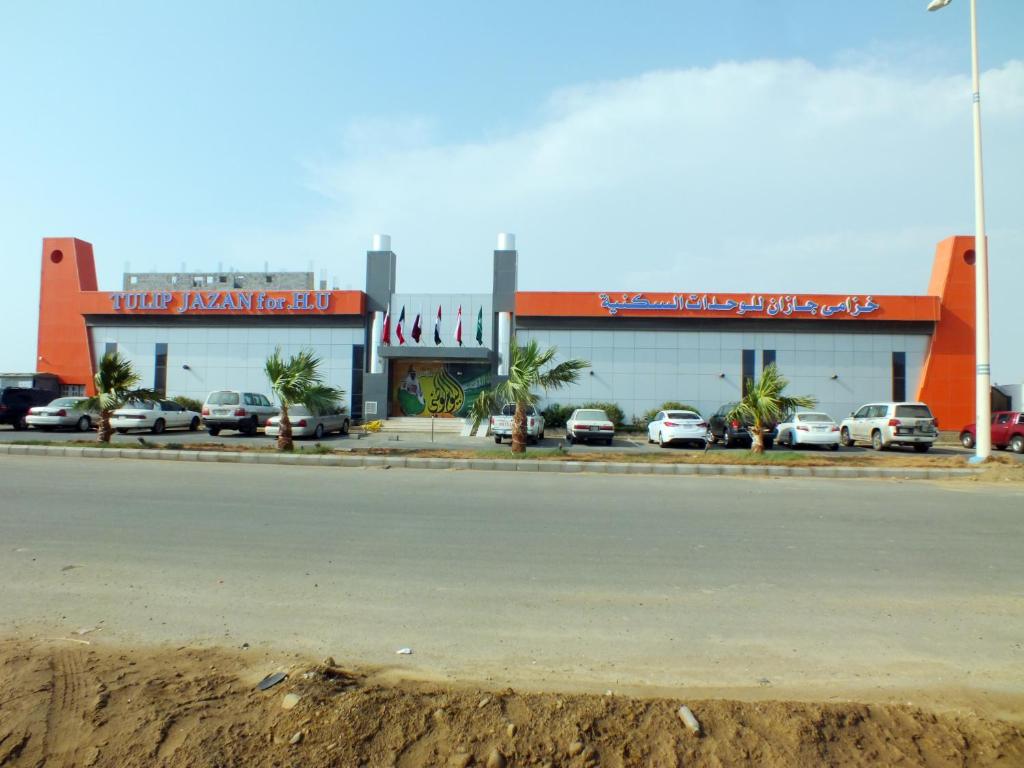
363;420;383;433
171;395;204;413
541;403;574;428
640;401;702;426
581;401;625;429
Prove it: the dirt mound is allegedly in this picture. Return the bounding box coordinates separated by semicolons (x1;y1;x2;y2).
1;638;1021;767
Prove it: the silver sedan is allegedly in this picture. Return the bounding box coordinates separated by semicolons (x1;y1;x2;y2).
265;405;351;440
26;397;97;432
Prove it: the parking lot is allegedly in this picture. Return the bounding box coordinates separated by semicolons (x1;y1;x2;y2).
1;422;1018;461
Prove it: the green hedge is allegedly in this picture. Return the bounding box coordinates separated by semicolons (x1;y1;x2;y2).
171;395;204;413
541;403;574;428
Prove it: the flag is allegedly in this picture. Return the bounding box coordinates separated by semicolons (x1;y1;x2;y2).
433;305;442;345
475;306;483;346
411;306;422;343
396;306;406;345
381;303;391;345
454;305;463;347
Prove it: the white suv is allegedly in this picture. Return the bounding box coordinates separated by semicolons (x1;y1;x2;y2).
202;391;279;436
839;402;938;452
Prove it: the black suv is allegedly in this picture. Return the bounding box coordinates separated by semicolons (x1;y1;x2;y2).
0;387;57;430
707;402;775;449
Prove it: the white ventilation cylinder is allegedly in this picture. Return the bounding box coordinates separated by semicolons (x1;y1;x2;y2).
372;234;392;252
497;233;516;251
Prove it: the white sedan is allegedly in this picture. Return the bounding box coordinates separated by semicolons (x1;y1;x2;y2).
565;408;615;445
111;400;202;434
27;397;97;432
775;412;840;450
265;405;350;439
647;409;708;448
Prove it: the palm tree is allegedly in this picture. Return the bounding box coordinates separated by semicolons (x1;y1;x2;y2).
493;336;589;454
81;352;156;443
264;347;344;452
728;363;816;454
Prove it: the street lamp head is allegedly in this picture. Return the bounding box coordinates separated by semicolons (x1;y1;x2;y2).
927;0;953;11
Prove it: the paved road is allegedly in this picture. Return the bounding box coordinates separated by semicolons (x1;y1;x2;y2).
0;422;1008;460
1;455;1022;700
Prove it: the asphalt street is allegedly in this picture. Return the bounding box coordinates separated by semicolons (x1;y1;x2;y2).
1;455;1022;700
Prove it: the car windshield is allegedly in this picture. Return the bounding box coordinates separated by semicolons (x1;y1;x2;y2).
123;400;154;410
895;405;933;419
49;398;82;408
501;404;536;416
208;392;240;405
576;410;608;421
796;413;833;423
666;411;699;420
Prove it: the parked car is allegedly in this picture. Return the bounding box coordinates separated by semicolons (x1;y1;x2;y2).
265;404;350;440
565;408;615;445
201;391;279;435
774;411;840;451
0;387;56;430
960;411;1024;453
647;409;707;448
112;400;202;434
26;396;97;432
707;403;775;449
491;403;545;444
839;402;937;452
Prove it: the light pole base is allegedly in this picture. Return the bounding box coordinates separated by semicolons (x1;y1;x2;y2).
967;454;988;465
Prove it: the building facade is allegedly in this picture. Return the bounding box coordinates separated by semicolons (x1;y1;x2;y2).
35;234;976;427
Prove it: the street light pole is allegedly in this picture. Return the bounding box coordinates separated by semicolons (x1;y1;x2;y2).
928;0;990;461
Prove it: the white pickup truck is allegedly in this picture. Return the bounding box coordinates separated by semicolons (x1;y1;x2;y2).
490;403;545;444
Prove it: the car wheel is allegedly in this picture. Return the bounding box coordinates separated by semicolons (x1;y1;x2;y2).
189;416;200;431
913;443;931;453
76;416;91;432
706;428;717;445
152;418;166;435
494;435;502;444
871;430;884;451
960;432;975;449
648;431;654;444
566;434;574;445
764;437;774;451
341;419;350;435
208;427;221;436
1011;435;1024;454
840;427;854;447
116;428;128;434
539;430;545;440
605;438;613;446
244;418;259;436
722;430;733;448
658;431;667;448
14;415;28;431
313;423;324;439
828;443;839;452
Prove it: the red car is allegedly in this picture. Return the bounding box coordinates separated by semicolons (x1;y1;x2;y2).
960;411;1024;453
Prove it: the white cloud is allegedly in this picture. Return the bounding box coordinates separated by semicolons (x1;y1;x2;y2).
285;57;1023;380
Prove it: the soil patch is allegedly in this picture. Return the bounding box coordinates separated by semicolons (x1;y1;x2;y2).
1;638;1021;767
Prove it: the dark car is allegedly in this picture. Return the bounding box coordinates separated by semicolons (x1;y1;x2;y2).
960;411;1024;453
707;402;775;449
0;387;57;430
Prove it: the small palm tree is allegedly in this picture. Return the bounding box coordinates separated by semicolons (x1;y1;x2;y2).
81;352;157;443
493;336;589;454
728;363;817;454
264;347;344;452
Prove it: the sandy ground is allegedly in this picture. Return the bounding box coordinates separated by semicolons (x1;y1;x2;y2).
1;636;1022;768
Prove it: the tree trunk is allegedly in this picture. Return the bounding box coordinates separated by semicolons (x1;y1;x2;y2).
277;403;293;452
750;416;764;454
511;401;528;454
98;410;113;443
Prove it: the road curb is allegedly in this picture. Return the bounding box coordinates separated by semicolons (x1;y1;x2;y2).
0;442;985;480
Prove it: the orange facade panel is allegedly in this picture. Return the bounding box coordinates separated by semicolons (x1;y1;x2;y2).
516;291;940;322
